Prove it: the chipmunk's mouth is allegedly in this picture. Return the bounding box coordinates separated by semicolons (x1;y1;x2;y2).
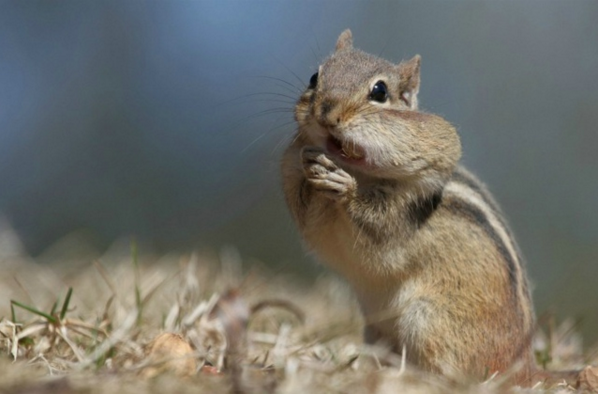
326;134;366;164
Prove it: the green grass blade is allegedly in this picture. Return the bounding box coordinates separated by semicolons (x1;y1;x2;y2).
60;287;73;320
50;300;59;317
11;300;57;324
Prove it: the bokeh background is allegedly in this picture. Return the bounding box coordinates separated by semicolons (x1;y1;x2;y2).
1;1;597;342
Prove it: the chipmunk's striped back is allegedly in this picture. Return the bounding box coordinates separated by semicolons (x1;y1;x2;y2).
443;167;533;328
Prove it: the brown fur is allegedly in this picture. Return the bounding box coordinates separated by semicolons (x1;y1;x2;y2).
281;29;538;384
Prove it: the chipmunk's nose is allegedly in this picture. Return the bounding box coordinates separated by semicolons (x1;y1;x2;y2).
321;100;333;118
319;99;342;127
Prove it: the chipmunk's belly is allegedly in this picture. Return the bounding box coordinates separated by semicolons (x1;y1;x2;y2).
306;212;408;286
305;213;432;350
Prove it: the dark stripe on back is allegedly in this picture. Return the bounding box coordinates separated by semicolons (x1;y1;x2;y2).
407;190;443;228
450;167;531;301
451;167;502;214
451;168;519;250
442;196;520;303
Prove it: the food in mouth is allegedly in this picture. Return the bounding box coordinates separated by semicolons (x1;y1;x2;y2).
326;135;365;161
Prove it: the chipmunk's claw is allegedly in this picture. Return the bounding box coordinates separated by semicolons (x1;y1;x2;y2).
301;147;356;201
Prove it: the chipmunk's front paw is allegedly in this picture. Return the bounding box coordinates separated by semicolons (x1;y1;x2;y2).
301;147;356;201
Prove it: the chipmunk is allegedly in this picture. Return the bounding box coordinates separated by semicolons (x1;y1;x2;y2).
281;29;538;384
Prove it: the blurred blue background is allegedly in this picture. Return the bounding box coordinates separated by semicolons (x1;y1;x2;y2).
1;1;597;342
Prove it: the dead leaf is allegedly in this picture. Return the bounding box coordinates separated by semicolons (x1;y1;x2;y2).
577;365;598;392
141;332;197;378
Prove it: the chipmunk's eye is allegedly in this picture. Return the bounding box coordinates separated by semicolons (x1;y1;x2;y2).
308;72;318;89
369;81;388;103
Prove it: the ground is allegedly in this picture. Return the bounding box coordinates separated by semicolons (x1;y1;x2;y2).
0;242;596;393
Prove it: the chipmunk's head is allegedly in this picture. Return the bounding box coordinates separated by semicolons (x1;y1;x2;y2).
295;29;460;185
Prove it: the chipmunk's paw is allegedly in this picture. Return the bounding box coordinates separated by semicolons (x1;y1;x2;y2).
301;147;356;201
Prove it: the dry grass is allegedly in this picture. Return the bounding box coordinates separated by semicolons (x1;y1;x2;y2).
0;241;596;393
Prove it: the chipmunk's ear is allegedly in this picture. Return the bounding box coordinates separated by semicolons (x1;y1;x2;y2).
335;29;353;51
398;55;421;109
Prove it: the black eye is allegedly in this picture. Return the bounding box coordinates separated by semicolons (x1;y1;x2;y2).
308;72;318;89
369;81;388;103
